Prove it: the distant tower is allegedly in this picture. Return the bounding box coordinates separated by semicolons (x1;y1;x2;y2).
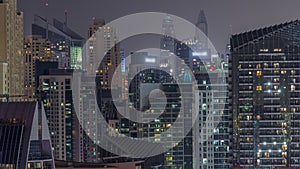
195;10;208;49
88;18;106;38
161;15;175;53
196;10;208;37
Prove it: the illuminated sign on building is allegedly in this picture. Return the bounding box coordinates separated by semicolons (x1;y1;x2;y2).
120;50;126;73
121;58;126;73
145;57;156;63
192;51;207;56
70;46;82;69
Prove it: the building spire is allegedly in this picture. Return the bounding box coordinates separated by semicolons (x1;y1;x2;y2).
196;10;208;37
195;10;208;49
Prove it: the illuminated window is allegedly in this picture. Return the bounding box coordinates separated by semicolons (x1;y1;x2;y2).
256;86;262;91
274;78;279;82
291;85;296;91
264;152;270;157
256;71;262;76
281;70;287;74
282;129;287;134
280;107;287;112
282;159;287;164
274;86;278;90
291;70;296;75
264;63;268;68
260;49;268;52
282;152;287;158
274;48;282;52
247;116;251;121
256;64;261;69
247;137;251;142
282;145;288;151
274;63;280;68
257;152;261;157
166;157;173;161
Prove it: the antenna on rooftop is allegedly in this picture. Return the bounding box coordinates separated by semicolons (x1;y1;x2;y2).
64;9;68;26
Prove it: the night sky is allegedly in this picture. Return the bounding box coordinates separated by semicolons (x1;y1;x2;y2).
19;0;300;53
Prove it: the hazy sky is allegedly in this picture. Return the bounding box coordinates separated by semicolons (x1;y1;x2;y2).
19;0;300;53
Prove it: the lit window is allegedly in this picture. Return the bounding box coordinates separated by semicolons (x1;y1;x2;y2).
274;78;279;82
256;71;262;76
274;48;282;52
264;63;268;68
291;85;296;91
256;64;261;69
257;152;261;157
281;70;287;74
247;116;251;121
274;63;280;68
282;145;287;151
256;86;262;91
291;70;296;75
264;152;270;157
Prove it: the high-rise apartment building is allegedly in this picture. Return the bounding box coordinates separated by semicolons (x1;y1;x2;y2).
0;0;24;96
79;18;122;161
32;15;84;69
39;69;83;161
86;18;122;89
195;66;230;169
24;35;58;99
230;20;300;168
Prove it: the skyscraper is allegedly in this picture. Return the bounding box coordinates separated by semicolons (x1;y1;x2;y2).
24;35;57;99
39;69;83;161
0;102;55;169
32;15;84;69
0;0;24;96
72;18;122;162
196;10;208;38
86;18;122;89
195;66;230;169
230;20;300;168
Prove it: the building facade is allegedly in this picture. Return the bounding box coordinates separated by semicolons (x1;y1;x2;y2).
24;35;58;99
0;0;24;96
39;69;83;161
230;20;300;168
0;101;55;169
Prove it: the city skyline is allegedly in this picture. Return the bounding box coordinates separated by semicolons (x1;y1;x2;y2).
3;0;300;168
19;0;300;53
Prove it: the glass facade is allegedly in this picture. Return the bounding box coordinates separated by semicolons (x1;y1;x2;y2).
0;102;54;169
230;20;300;168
